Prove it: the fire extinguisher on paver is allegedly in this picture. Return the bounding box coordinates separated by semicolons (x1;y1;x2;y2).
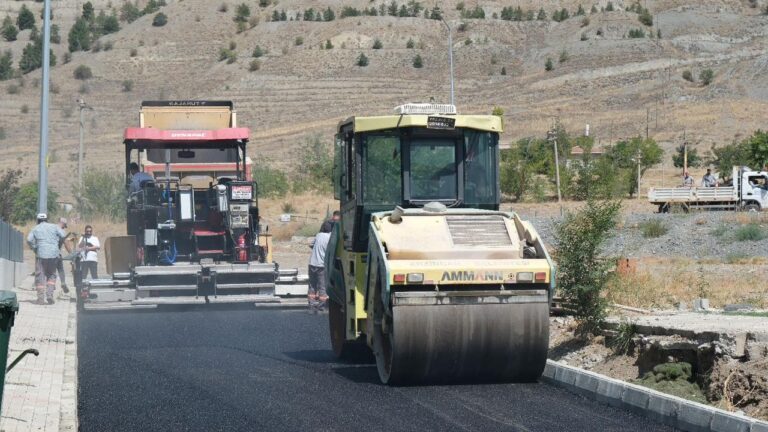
237;234;248;262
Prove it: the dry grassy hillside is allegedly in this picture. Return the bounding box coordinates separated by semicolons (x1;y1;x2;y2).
1;0;768;200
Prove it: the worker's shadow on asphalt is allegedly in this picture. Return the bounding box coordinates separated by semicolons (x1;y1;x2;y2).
283;349;381;384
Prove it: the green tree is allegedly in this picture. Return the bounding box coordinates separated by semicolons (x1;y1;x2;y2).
605;137;662;197
554;200;621;335
545;58;554;71
0;50;13;81
700;68;714;85
120;2;142;23
708;140;750;181
323;7;335;21
291;134;333;193
68;17;91;52
234;3;250;22
99;12;121;34
10;182;58;224
406;38;414;48
2;15;18;42
0;169;22;222
372;38;383;49
143;0;161;15
429;5;442;20
606;2;615;11
74;169;126;221
576;4;586;15
500;66;507;75
50;24;61;44
412;54;423;68
253;165;289;198
252;45;264;57
356;52;369;66
152;12;168;27
17;5;35;31
672;144;702;168
746;130;768;169
537;8;547;20
19;37;56;74
82;2;95;21
325;39;333;49
638;9;653;26
682;70;694;82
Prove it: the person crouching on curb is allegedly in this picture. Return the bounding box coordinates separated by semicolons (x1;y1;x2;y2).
27;213;67;305
308;220;333;313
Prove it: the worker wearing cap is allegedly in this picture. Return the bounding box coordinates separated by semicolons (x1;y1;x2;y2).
129;162;154;195
27;213;67;304
682;171;694;187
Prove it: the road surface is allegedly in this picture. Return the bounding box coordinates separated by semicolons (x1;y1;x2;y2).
78;306;676;432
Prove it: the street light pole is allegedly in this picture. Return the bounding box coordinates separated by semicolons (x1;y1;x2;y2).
36;0;52;214
440;18;455;106
77;99;92;189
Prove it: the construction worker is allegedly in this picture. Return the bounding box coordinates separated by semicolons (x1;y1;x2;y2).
702;169;717;187
128;162;153;195
308;220;333;313
55;217;73;294
77;225;100;280
682;171;694;187
27;213;66;304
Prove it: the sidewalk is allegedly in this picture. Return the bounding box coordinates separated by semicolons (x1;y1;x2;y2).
0;273;77;432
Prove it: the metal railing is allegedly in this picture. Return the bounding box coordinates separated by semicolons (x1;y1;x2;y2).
0;220;23;263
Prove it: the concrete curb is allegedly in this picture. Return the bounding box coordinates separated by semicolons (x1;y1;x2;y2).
60;298;78;431
543;360;768;432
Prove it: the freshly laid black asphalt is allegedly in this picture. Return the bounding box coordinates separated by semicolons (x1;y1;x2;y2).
78;306;677;432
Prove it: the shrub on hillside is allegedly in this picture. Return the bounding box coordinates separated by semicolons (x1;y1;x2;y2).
122;80;133;92
219;48;237;64
406;38;415;48
74;169;126;221
628;28;645;38
152;13;168;27
248;59;260;71
545;58;554;71
700;69;714;86
356;53;369;67
120;3;142;23
735;223;766;241
1;16;18;42
68;17;91;52
682;70;694;82
372;38;383;49
412;54;423;68
17;5;35;31
294;36;303;46
130;48;138;57
252;45;264;57
0;50;13;81
234;3;250;23
9;182;58;224
253;166;289;198
74;65;93;80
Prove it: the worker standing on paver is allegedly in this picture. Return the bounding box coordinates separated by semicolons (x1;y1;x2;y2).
308;220;333;314
128;162;154;195
77;225;100;281
27;213;67;305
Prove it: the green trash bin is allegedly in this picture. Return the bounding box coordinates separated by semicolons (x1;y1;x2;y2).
0;291;19;413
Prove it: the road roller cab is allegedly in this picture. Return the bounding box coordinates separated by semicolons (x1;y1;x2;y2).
326;103;556;384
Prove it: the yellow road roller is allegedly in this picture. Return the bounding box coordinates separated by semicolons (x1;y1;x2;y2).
326;103;556;384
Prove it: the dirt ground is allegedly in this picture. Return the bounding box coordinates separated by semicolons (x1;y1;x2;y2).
549;316;768;421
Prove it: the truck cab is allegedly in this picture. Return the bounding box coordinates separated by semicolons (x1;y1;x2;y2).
739;168;768;211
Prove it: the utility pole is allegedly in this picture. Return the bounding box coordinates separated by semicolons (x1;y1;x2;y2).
36;0;52;214
440;18;455;106
77;99;93;188
548;124;562;204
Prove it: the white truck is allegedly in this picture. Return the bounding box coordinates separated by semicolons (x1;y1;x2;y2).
648;166;768;212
